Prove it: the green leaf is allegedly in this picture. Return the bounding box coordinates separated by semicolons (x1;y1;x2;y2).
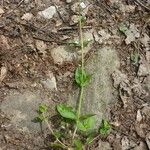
77;116;96;132
130;52;140;66
38;104;48;114
75;67;91;87
118;24;128;34
77;121;87;132
74;139;83;150
79;15;86;27
99;119;111;135
57;104;76;120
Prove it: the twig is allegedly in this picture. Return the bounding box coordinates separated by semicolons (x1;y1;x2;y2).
58;26;92;31
96;0;113;14
135;0;150;12
54;4;66;24
32;35;68;45
4;0;25;15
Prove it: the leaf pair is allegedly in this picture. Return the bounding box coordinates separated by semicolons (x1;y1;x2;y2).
75;67;91;87
57;104;95;132
77;114;96;132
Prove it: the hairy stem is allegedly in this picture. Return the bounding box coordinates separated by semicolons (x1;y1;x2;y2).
77;86;84;121
72;86;84;139
79;4;84;75
72;0;85;140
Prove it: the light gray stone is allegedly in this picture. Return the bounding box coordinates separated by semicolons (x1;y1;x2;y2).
40;72;57;90
66;0;72;3
38;6;56;19
21;13;33;21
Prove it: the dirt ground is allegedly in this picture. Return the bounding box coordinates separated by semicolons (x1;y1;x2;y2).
0;0;150;150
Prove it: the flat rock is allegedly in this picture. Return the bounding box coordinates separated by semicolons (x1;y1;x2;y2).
0;91;49;132
69;46;120;127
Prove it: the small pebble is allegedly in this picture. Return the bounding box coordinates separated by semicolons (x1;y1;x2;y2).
66;0;72;3
21;13;33;21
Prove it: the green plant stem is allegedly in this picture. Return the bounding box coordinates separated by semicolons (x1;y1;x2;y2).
77;86;84;121
77;0;84;124
72;87;84;139
72;0;85;140
42;113;67;149
79;2;84;75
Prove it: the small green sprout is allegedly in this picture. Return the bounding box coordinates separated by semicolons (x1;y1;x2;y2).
99;119;111;135
118;24;128;34
68;40;92;49
130;52;140;66
35;104;48;122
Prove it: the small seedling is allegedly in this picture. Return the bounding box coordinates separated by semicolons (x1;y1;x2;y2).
118;24;128;34
99;119;111;135
35;104;49;122
35;1;111;149
130;52;140;66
